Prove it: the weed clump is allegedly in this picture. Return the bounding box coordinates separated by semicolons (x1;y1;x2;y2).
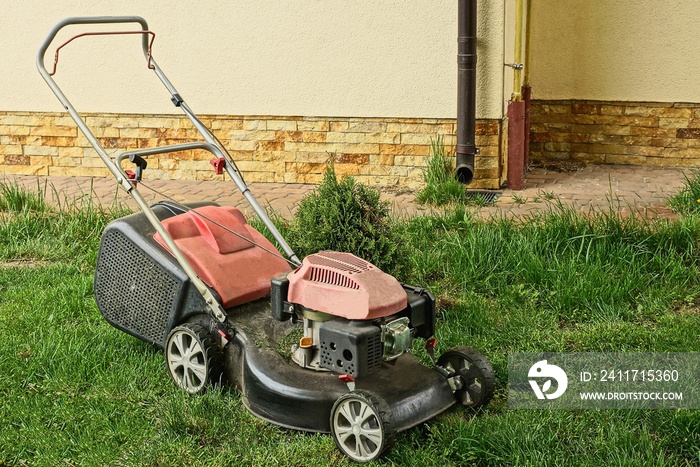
0;180;52;213
416;137;465;206
285;163;408;277
669;171;700;215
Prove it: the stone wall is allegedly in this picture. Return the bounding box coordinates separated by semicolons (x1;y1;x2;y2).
0;112;501;189
530;100;700;168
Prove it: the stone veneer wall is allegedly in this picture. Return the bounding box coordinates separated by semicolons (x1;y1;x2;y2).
530;100;700;168
0;112;501;189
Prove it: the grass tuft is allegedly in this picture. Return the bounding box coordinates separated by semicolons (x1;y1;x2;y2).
0;179;130;264
404;202;700;354
416;137;466;206
669;170;700;215
0;179;52;214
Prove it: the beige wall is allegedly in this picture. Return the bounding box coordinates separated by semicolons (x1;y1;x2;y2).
530;0;700;102
4;0;507;119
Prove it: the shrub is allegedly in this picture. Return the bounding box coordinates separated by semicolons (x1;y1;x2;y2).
285;163;408;277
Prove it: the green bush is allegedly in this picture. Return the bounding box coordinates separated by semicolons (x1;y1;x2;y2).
285;163;408;277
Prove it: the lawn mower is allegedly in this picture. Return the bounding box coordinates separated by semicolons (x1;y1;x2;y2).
38;17;495;462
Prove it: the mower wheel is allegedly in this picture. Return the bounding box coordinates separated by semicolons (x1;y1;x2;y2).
165;323;224;394
330;390;395;463
437;346;495;408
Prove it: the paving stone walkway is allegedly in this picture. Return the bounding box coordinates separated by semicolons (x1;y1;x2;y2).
3;165;691;220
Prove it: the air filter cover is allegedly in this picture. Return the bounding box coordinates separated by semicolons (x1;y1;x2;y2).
287;252;407;320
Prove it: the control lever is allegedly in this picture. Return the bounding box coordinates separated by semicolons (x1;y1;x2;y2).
129;154;148;181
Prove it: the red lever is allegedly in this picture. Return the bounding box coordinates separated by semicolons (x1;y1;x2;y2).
425;338;438;366
49;30;156;77
339;374;356;391
339;374;355;384
210;158;226;175
125;169;137;187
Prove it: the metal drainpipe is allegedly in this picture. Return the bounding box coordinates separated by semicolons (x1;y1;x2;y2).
456;0;477;185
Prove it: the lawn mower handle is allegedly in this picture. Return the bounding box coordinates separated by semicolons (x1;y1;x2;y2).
36;16;153;188
37;17;299;325
37;17;300;267
115;142;226;186
116;142;223;167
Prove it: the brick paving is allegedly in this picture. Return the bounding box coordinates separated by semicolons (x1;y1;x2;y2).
492;165;688;219
3;165;691;220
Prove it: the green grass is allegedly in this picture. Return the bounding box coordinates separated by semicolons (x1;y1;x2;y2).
415;138;497;208
669;171;700;215
1;182;699;466
0;180;129;265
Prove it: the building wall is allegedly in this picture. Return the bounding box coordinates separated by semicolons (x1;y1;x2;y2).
1;1;508;188
530;100;700;168
8;0;506;119
528;0;700;168
529;0;700;103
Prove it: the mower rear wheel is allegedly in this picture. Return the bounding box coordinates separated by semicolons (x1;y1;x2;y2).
437;346;495;408
165;323;224;394
330;390;395;463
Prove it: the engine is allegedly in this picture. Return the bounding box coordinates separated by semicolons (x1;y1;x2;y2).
271;252;435;378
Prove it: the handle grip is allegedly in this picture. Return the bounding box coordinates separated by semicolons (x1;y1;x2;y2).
37;16;150;75
129;154;148;171
129;154;148;181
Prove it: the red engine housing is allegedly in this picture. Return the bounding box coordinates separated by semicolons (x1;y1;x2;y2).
287;252;407;320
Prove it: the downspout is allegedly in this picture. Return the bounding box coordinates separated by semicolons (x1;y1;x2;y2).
456;0;477;185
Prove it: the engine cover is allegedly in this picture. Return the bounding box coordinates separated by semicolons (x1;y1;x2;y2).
287;252;407;320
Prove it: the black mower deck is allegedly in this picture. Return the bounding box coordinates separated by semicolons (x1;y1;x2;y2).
225;300;457;433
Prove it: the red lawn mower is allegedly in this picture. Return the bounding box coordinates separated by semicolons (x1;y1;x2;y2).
38;17;495;462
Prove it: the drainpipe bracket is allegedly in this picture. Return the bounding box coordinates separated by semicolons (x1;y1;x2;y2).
456;145;479;155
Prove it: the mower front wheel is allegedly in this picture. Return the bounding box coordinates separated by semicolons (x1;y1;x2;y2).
437;346;495;408
165;323;224;394
330;390;396;463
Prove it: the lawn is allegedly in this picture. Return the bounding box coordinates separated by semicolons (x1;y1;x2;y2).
0;178;699;466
